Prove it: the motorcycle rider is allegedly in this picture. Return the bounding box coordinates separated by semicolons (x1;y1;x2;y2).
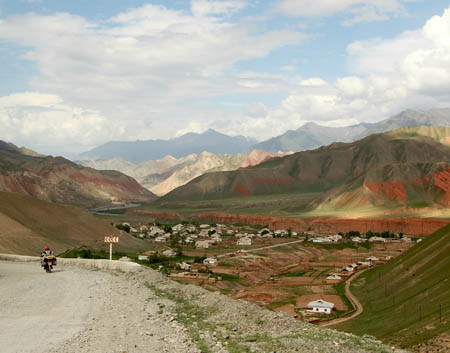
41;246;53;257
41;246;55;272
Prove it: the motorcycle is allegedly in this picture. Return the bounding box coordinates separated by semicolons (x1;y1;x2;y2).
41;255;57;273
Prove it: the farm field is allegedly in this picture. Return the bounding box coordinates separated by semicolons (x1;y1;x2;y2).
177;238;414;323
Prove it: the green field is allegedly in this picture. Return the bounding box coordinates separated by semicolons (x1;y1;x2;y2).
335;224;450;349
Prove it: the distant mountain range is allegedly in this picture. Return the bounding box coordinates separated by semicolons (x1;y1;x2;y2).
78;150;285;196
254;108;450;153
79;129;257;164
158;126;450;210
78;108;450;162
0;141;156;208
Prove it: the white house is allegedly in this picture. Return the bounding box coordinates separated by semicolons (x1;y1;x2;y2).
155;236;166;243
366;256;379;262
178;262;191;271
161;249;176;257
195;240;211;249
149;226;164;236
237;237;252;246
199;229;210;238
328;234;342;242
138;255;149;261
312;237;329;243
306;299;335;314
326;274;342;281
199;224;210;229
369;236;387;243
172;224;184;231
203;258;218;265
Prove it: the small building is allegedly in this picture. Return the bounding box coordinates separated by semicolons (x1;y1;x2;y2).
369;236;387;243
178;262;191;271
203;258;218;266
172;224;184;231
138;255;149;261
196;240;211;249
326;274;342;281
306;299;335;314
155;236;166;243
237;237;252;246
199;224;210;229
312;237;328;243
161;249;176;257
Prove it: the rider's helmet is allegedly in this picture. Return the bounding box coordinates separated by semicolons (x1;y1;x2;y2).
45;246;50;251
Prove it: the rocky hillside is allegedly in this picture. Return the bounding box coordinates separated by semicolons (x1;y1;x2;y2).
0;191;147;255
79;129;257;163
0;140;156;207
253;108;450;153
79;150;283;196
159;127;450;210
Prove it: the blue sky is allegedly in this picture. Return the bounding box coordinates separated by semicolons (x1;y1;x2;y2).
0;0;450;155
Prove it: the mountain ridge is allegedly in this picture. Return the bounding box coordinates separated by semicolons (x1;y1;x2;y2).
79;129;257;163
158;126;450;211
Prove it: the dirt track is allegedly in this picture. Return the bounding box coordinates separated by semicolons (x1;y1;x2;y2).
0;261;195;353
320;269;367;327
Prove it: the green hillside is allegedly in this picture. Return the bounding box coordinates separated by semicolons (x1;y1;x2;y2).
335;224;450;350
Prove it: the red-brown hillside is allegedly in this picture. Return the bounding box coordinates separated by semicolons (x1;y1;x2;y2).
159;127;450;210
0;141;156;208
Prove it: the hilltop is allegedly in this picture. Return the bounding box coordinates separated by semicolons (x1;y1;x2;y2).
0;140;156;208
158;127;450;212
335;224;450;351
0;191;147;255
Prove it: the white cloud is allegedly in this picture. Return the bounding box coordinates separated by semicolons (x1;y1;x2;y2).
299;77;327;86
274;0;421;25
0;92;123;155
0;3;304;153
191;0;246;17
218;6;450;140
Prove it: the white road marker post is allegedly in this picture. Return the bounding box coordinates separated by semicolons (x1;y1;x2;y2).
104;236;120;261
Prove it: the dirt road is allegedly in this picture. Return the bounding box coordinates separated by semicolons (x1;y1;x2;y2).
217;238;305;258
320;269;367;327
0;261;195;353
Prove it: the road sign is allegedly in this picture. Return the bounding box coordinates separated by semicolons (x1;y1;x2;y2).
104;236;119;260
104;236;120;243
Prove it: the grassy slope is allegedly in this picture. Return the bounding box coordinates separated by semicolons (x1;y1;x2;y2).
335;224;450;349
0;191;148;255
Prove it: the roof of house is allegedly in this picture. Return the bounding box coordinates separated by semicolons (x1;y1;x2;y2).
307;299;335;309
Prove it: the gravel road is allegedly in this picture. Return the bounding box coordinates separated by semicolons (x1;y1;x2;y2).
0;260;404;353
0;261;196;353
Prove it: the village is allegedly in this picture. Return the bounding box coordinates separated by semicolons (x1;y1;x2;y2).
115;221;418;323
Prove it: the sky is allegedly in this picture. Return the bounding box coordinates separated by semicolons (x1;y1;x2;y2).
1;0;450;156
